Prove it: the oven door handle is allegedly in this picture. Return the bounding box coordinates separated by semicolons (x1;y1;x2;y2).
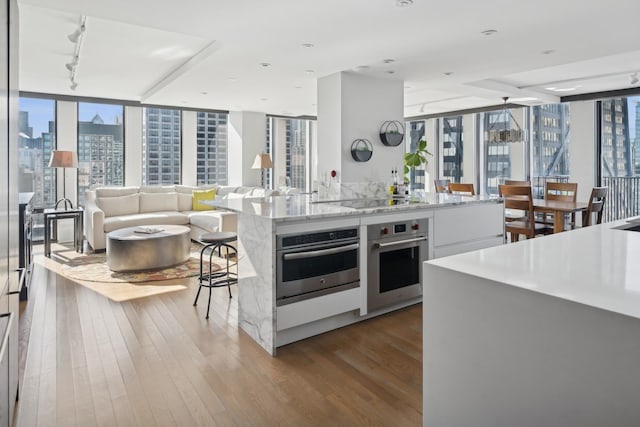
374;236;427;249
283;243;360;260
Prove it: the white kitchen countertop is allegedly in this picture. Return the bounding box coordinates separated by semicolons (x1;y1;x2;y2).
426;217;640;319
205;193;502;222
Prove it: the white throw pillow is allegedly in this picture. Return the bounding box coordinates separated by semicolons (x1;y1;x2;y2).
140;185;175;193
177;193;192;211
95;186;139;198
97;194;140;217
139;192;178;213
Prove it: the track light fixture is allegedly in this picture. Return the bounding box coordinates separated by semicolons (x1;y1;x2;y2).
631;72;639;86
66;16;86;91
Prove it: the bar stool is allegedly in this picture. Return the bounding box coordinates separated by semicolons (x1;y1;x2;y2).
193;231;238;319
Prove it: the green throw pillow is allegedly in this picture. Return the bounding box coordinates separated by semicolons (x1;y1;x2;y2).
192;189;216;211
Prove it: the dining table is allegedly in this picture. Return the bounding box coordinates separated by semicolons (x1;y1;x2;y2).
533;199;589;233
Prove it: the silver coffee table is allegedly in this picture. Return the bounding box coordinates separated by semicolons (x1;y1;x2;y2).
106;224;191;272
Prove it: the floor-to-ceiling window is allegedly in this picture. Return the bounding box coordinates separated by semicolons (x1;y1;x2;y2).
196;112;228;185
18;97;56;208
531;103;570;196
285;119;309;190
405;120;426;189
440;116;463;183
142;107;181;185
268;117;314;192
600;96;640;220
77;102;124;205
19;97;56;242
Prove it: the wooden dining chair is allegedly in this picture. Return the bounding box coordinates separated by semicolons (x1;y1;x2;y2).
581;187;608;227
539;182;578;229
501;180;531;221
434;179;450;194
499;184;550;242
448;183;475;196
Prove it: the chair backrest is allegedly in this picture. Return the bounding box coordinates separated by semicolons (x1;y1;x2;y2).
499;185;535;232
583;187;608;226
434;179;450;194
545;182;577;203
504;179;531;186
448;183;475;196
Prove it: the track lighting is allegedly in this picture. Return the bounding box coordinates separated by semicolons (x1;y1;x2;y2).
66;16;86;91
631;72;639;86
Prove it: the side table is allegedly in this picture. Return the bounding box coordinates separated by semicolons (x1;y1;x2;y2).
43;208;83;257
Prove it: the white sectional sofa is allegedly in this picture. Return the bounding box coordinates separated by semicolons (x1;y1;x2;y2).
84;184;277;251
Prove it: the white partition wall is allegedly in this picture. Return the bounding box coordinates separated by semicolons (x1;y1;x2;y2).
569;101;597;202
181;110;198;186
124;106;142;187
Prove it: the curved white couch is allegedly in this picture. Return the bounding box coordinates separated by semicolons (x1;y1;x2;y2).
84;184;277;251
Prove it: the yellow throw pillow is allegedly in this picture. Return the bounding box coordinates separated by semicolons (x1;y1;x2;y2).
192;189;216;211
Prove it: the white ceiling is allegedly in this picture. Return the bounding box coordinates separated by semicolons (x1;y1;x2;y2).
18;0;640;117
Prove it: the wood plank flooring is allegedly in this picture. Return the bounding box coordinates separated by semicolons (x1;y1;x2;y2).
16;258;422;426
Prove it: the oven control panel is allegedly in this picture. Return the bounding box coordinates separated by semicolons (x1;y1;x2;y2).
376;219;426;238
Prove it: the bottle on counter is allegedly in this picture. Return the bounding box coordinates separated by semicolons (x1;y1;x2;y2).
389;170;396;195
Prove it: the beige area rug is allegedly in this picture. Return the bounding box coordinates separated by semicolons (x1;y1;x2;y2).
36;243;236;302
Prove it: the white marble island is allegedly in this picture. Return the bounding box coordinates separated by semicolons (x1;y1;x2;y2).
210;192;504;355
423;217;640;427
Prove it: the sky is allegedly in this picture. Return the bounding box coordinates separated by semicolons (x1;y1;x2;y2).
19;98;123;138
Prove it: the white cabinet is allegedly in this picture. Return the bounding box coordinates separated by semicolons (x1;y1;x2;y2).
432;203;504;258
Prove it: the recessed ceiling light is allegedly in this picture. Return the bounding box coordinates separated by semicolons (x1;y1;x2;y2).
260;62;271;67
383;59;395;64
542;49;555;55
305;70;314;75
443;71;453;76
386;70;395;74
545;86;580;92
481;29;498;36
301;43;314;48
396;0;413;7
260;98;268;101
201;91;208;95
356;65;370;71
294;85;302;89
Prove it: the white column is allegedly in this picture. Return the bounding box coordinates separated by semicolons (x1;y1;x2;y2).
509;108;526;181
317;71;404;183
228;111;267;186
273;118;288;188
56;101;78;207
124;106;142;187
569;101;597;202
181;110;198;186
424;119;437;192
461;114;477;190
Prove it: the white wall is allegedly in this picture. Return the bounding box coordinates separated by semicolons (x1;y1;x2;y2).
228;111;267;187
317;71;404;183
569;101;597;202
124;106;142;186
461;114;477;189
181;110;197;186
56;101;78;206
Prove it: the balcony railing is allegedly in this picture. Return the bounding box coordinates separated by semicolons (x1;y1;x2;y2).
602;176;640;222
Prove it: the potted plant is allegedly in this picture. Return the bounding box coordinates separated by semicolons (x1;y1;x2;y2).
404;138;432;186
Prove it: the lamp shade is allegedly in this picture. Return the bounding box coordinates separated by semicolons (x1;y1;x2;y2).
251;153;273;169
48;150;78;168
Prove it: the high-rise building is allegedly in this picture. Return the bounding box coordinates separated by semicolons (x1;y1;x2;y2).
406;120;426;190
77;113;124;204
18;110;56;207
441;116;464;183
532;103;570;178
196;112;228;185
142;107;181;185
633;101;640;175
484;111;512;195
601;98;632;177
285;119;308;191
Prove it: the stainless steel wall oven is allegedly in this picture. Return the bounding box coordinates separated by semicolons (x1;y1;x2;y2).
276;227;359;306
367;218;428;311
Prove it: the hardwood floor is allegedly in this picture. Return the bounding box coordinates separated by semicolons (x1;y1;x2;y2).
17;258;422;426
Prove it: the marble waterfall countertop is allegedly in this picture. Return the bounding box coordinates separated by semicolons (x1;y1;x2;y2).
426;217;640;320
205;192;502;222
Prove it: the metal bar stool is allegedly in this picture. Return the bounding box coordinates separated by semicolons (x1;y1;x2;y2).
193;231;238;319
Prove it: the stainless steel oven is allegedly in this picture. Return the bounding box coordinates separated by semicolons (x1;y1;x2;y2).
276;227;359;306
367;218;428;311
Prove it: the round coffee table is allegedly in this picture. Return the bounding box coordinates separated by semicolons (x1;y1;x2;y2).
106;225;191;272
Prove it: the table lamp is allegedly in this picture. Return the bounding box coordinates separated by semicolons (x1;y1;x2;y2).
251;153;273;189
49;150;78;210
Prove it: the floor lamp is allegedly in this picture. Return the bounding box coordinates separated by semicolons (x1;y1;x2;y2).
49;150;78;210
251;153;273;189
